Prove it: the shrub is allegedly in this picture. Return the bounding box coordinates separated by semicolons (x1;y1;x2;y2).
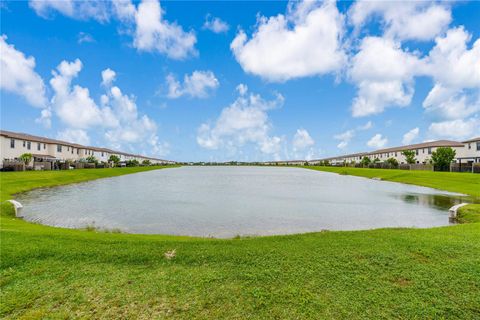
142;159;151;166
86;156;98;164
126;159;139;167
360;156;371;166
386;157;399;168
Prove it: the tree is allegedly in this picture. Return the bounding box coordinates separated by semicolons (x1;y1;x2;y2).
431;147;456;171
109;155;120;166
360;156;371;166
19;153;33;165
373;158;380;163
142;159;151;166
402;150;416;164
86;155;98;164
126;159;139;167
386;157;399;168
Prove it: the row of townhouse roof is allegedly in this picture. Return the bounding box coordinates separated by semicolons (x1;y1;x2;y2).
310;138;480;165
0;130;176;166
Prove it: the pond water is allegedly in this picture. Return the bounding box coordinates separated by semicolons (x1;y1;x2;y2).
17;166;467;237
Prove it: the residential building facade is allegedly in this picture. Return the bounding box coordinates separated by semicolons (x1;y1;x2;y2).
0;130;176;168
310;139;480;166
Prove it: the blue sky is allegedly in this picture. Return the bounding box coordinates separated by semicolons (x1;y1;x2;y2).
1;1;479;162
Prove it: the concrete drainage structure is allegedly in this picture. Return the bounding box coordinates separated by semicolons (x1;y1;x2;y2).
449;203;468;221
7;200;23;217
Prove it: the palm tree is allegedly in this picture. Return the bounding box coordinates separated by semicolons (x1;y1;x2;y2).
19;153;33;165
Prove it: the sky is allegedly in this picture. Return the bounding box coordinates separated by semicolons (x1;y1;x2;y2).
1;0;479;162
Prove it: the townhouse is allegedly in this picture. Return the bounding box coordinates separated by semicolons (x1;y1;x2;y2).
0;130;175;168
311;138;480;166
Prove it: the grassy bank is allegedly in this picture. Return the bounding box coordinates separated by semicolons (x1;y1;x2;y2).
1;167;480;318
305;166;480;197
305;166;480;221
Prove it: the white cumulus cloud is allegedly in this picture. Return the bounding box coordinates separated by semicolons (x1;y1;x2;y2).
428;118;480;140
29;0;110;22
349;36;423;117
197;88;284;159
50;59;103;129
402;127;419;145
29;0;196;60
293;128;314;150
101;68;117;87
334;130;354;149
423;27;480;120
0;35;47;108
348;1;451;41
203;15;229;33
57;128;91;146
230;0;346;82
166;70;219;99
367;133;388;149
133;0;196;59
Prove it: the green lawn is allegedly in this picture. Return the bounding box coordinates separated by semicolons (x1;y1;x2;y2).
305;166;480;198
1;167;480;319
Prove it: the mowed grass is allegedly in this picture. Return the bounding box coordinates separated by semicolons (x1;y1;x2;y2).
1;167;480;319
305;166;480;198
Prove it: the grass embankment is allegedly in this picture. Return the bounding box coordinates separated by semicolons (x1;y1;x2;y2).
305;166;480;223
306;166;480;198
1;167;480;318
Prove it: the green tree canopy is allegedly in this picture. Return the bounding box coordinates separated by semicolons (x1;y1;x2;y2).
431;147;456;171
360;156;371;166
401;150;416;164
108;155;120;164
86;156;98;164
19;153;33;165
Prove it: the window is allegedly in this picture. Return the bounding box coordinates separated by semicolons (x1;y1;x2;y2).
77;149;79;155
415;149;419;155
27;141;31;150
23;140;26;147
71;148;74;154
57;145;62;152
67;146;69;151
468;143;471;150
10;139;15;148
102;152;104;157
44;144;46;149
477;142;480;151
37;143;41;151
428;147;432;154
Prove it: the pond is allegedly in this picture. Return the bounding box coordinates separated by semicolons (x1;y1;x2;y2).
17;166;468;237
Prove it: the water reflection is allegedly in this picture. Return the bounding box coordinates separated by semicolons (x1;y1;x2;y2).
398;194;464;210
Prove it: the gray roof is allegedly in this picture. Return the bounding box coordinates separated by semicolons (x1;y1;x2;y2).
462;137;480;143
311;140;465;162
0;130;173;162
370;140;464;154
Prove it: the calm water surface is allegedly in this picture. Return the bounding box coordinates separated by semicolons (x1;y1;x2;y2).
17;166;467;237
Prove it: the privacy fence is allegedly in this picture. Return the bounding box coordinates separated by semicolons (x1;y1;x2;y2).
317;162;480;173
